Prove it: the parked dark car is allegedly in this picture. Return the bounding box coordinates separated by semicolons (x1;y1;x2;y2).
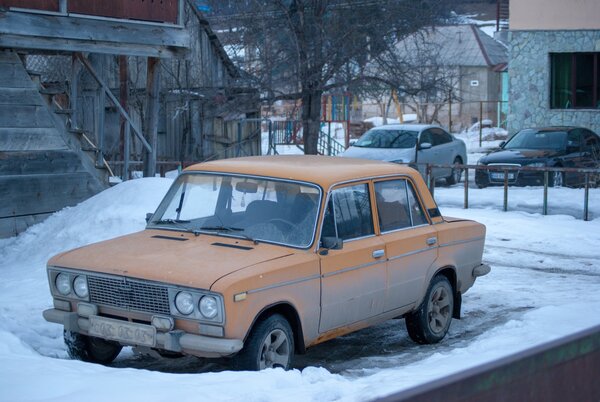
475;127;600;188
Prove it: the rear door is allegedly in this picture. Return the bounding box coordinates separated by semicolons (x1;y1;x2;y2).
318;182;387;332
373;178;439;311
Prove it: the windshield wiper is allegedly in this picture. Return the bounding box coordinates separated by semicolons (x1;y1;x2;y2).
199;225;243;231
152;219;201;236
156;219;191;224
199;225;258;245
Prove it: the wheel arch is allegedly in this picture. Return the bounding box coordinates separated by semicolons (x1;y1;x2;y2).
433;266;462;319
245;302;306;354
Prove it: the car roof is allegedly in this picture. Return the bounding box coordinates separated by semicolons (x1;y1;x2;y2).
371;123;441;132
520;126;588;132
185;155;419;189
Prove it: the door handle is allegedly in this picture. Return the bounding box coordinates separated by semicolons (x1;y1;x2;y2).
426;237;437;246
372;249;385;258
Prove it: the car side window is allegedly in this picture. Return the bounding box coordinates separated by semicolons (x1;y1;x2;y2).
567;130;581;153
407;185;428;226
430;128;453;145
419;130;432;146
327;184;374;241
374;180;411;232
374;179;428;232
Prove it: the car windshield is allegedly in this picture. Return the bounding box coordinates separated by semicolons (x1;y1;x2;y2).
148;173;321;248
353;129;418;149
504;129;567;150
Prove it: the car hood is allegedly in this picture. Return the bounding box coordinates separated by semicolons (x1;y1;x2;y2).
341;146;415;162
48;229;295;290
480;148;562;164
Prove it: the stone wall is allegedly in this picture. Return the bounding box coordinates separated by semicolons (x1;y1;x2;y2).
507;30;600;135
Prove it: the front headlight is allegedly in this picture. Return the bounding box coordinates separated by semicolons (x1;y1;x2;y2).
199;296;218;319
73;276;89;298
175;291;195;315
55;273;71;296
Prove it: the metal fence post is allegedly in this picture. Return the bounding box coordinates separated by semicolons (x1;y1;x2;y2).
503;170;509;212
479;101;483;147
464;167;469;209
427;164;435;197
584;173;590;221
543;171;549;215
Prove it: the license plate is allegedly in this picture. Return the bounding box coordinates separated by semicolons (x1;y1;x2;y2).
490;172;515;180
89;316;156;347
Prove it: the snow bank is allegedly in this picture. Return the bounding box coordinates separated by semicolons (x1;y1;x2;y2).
1;174;600;402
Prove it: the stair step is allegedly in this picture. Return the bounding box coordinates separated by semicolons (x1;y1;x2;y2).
40;87;67;95
54;109;74;115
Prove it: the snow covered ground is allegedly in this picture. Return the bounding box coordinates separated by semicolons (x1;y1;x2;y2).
1;168;599;401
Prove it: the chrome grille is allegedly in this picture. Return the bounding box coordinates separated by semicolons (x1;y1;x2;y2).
88;276;170;315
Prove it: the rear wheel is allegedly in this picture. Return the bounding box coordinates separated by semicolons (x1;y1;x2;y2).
446;157;462;185
235;314;294;371
64;331;122;364
406;275;454;344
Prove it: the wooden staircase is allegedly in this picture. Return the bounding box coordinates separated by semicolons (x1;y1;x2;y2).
0;50;108;238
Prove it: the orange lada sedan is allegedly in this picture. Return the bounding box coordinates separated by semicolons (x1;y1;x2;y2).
43;155;490;370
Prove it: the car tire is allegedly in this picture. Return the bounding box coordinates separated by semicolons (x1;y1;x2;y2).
406;275;454;344
446;157;463;185
235;314;294;371
549;170;565;188
64;330;122;364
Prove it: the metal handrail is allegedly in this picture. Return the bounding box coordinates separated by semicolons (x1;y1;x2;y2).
406;162;599;221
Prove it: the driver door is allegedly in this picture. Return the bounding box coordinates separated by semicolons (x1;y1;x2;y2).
318;182;386;332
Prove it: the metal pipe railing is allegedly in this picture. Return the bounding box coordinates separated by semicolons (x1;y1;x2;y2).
414;162;599;221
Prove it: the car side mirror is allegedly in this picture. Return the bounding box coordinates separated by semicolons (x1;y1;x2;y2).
419;142;432;150
145;213;153;223
320;236;343;253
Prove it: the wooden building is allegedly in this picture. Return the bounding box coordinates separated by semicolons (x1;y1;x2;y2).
0;0;260;238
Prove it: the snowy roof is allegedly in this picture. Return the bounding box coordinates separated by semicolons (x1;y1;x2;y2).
396;25;507;69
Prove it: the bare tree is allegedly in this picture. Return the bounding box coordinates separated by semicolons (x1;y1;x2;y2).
356;27;462;125
205;0;450;154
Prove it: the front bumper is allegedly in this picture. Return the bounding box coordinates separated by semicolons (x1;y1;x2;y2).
475;169;548;187
43;308;243;358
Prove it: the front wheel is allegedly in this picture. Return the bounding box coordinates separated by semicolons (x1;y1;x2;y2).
405;275;454;344
64;331;122;364
235;314;294;371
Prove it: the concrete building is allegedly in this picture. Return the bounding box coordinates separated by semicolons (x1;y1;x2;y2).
508;0;600;134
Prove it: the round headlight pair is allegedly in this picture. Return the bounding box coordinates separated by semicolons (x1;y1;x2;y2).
174;292;218;319
55;273;88;298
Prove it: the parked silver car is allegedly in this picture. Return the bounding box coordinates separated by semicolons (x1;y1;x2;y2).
341;124;467;185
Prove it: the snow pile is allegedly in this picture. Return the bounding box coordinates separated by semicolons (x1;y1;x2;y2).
0;178;173;359
363;114;417;127
1;176;600;401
